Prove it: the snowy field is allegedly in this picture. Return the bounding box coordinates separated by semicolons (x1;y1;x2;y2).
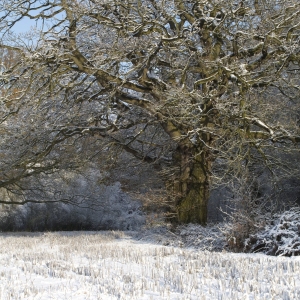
0;231;299;300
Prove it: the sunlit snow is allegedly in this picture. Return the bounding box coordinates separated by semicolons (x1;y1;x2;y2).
0;231;299;299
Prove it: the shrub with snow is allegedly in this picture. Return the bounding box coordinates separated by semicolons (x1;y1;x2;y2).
0;182;145;231
133;223;227;252
175;223;227;251
245;207;300;256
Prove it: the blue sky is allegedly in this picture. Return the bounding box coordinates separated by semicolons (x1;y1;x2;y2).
11;17;41;33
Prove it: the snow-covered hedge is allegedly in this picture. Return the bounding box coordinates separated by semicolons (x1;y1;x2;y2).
0;182;145;231
245;207;300;256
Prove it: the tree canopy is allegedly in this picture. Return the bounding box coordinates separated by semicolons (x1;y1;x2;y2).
0;0;299;224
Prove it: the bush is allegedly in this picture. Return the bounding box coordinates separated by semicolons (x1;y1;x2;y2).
220;193;271;252
0;182;145;232
245;207;300;256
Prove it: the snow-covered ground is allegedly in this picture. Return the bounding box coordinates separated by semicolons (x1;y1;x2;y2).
0;231;299;299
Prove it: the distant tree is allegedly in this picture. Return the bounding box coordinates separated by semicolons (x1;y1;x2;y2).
0;0;299;224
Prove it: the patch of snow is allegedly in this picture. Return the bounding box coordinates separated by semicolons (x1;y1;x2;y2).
0;231;299;299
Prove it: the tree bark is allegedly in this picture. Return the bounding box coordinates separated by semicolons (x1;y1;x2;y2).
173;143;211;225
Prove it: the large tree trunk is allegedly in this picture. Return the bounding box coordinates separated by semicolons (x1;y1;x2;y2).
172;143;212;225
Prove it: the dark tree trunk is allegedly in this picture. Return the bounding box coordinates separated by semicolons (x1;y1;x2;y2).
172;143;212;225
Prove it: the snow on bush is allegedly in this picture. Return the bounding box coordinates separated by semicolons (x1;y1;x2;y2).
175;223;227;251
245;207;300;256
0;181;145;231
132;223;227;252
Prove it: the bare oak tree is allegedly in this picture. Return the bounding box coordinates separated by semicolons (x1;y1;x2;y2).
0;0;299;224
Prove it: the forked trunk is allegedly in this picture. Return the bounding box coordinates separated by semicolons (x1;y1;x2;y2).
173;144;211;225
